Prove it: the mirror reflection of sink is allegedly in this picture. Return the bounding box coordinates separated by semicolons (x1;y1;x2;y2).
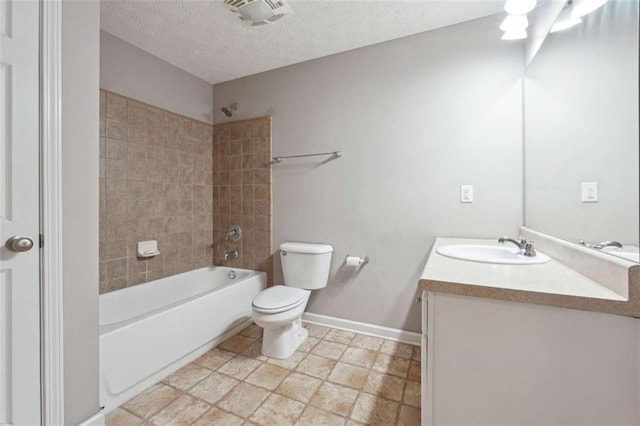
436;245;551;265
601;247;640;263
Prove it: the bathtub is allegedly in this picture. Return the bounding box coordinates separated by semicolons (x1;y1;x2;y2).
99;266;265;413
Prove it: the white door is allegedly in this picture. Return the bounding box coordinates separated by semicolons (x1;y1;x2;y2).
0;0;41;424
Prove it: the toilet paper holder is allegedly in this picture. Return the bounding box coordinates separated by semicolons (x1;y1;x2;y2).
345;255;369;266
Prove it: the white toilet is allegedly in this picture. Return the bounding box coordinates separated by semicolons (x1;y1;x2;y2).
252;242;333;359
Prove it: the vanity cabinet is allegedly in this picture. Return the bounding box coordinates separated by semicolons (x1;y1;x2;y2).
421;291;640;426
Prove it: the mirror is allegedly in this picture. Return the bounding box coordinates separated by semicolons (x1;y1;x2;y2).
524;0;639;262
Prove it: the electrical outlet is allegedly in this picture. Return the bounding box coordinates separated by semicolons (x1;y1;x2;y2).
581;182;598;203
460;185;473;203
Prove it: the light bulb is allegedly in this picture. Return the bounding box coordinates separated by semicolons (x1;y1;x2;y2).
500;15;529;32
501;29;528;40
504;0;537;15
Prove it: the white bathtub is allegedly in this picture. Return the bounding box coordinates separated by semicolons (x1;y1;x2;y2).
99;266;265;413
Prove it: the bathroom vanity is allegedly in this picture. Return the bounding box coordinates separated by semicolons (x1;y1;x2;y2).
418;235;640;425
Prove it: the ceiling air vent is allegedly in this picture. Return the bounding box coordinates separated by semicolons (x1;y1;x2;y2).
223;0;292;27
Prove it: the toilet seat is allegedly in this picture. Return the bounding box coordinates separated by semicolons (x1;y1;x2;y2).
252;285;310;314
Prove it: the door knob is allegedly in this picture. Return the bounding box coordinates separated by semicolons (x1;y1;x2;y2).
6;235;34;252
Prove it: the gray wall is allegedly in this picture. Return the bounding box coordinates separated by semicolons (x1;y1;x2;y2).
100;31;214;123
62;1;100;424
213;15;524;332
525;1;639;245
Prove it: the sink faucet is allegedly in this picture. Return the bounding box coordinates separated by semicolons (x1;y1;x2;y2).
579;240;623;250
224;250;239;261
498;236;537;257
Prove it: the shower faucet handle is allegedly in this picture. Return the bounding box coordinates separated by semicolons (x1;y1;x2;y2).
226;225;242;242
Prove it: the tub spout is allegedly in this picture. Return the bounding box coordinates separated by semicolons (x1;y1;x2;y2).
224;250;239;261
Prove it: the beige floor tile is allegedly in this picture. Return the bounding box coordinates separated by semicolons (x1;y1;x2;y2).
296;405;346;426
411;346;421;362
304;323;330;338
324;329;356;345
407;360;421;382
298;336;320;353
188;371;239;404
310;382;358;417
219;334;256;353
249;393;305;426
240;323;263;340
106;408;144;426
350;393;399;425
312;341;348;360
267;350;305;370
242;340;269;361
217;355;262;379
351;335;383;351
379;340;414;359
362;371;406;402
193;348;235;370
403;380;421;407
162;364;211;391
217;382;270;418
397;405;421;426
275;372;323;403
346;421;365;426
372;353;410;378
149;394;210;425
327;362;369;390
123;383;181;419
193;407;244;426
295;354;337;379
245;363;290;390
340;347;377;369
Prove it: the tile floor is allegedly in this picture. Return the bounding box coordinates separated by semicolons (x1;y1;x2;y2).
106;323;421;425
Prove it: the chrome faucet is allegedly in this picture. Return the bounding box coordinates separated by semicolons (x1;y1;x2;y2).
579;240;623;250
498;236;537;257
224;250;239;261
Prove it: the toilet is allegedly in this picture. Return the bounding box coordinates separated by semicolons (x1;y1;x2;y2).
252;242;333;359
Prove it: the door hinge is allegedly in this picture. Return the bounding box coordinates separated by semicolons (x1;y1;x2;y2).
39;234;44;248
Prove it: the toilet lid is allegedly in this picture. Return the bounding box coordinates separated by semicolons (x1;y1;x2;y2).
252;285;309;312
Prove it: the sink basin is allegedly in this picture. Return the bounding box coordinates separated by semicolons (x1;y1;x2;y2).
601;248;640;263
436;244;551;265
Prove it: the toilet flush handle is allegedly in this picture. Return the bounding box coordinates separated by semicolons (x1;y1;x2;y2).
279;249;287;256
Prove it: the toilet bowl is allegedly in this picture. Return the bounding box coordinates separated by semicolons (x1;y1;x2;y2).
252;285;310;358
251;242;333;359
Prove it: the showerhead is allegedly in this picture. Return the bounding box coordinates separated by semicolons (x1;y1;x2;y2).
222;102;240;117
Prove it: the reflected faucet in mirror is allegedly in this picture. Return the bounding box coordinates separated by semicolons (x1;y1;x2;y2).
578;240;623;250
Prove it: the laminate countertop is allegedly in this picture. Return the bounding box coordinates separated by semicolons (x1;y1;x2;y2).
419;237;640;317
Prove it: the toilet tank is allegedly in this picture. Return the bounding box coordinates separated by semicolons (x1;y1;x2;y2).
280;242;333;290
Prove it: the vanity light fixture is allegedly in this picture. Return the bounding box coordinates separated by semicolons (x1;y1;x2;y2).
504;0;537;15
550;2;583;33
500;14;529;32
500;0;537;40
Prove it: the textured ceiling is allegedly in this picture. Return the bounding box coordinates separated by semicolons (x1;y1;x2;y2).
101;0;505;85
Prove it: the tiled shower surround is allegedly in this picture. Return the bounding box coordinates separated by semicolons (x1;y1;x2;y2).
99;90;272;293
212;117;273;285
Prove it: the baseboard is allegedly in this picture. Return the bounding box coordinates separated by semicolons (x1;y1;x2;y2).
78;411;105;426
302;313;421;346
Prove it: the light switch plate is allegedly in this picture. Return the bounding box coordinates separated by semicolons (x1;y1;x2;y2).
581;182;598;203
460;185;473;203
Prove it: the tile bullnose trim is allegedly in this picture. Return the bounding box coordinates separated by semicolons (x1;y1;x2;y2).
302;313;421;346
